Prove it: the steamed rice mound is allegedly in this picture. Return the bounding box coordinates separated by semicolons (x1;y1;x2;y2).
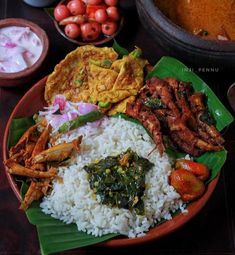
40;117;186;237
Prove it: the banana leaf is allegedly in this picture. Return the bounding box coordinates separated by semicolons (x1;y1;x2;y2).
7;54;234;255
27;203;117;255
19;182;117;255
7;117;35;149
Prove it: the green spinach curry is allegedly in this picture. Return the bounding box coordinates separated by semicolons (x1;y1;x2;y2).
84;149;154;215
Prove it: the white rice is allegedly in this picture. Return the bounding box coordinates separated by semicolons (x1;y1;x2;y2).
40;117;186;237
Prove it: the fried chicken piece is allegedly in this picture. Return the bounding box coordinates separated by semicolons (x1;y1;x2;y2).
189;92;206;113
126;76;224;156
165;78;197;129
189;92;225;145
146;77;180;116
197;113;225;145
167;116;223;154
126;98;165;155
170;132;202;157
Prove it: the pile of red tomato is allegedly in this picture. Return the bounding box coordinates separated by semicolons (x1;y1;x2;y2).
54;0;120;41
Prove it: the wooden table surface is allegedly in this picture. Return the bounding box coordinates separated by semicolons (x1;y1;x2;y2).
1;0;235;254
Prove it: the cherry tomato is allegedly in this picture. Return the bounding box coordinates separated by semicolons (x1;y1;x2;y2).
67;0;86;15
81;22;101;41
86;4;106;19
95;9;108;23
65;23;81;39
54;5;70;22
106;6;120;21
83;0;103;5
101;21;117;36
104;0;118;6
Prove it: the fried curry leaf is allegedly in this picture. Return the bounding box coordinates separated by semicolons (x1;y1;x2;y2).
7;116;35;149
199;110;216;126
144;97;165;109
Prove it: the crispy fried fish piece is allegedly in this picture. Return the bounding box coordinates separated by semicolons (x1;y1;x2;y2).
45;45;118;104
32;136;82;163
20;180;51;210
5;160;57;178
9;124;38;157
25;125;51;171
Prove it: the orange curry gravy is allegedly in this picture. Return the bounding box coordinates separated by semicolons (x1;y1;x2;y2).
155;0;235;40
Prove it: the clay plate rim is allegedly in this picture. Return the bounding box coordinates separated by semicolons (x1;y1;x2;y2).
2;76;220;247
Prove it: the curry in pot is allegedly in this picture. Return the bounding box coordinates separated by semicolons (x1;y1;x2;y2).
155;0;235;40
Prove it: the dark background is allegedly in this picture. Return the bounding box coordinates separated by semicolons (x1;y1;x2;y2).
0;0;235;254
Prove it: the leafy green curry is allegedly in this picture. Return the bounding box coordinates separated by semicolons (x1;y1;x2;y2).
84;149;154;215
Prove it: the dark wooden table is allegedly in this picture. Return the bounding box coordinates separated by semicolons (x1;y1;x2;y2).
1;0;235;254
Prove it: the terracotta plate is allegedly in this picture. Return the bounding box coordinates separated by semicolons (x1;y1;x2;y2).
3;76;219;246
